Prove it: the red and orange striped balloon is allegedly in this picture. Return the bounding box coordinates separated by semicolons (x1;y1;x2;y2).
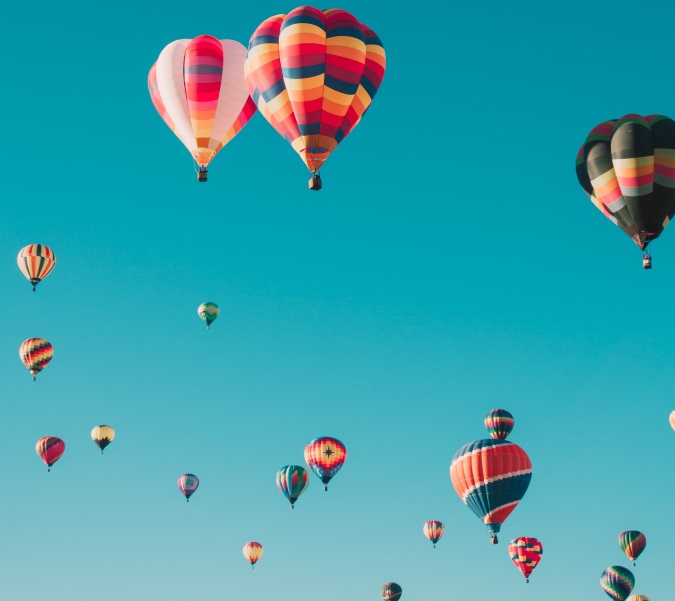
17;244;56;291
19;338;53;380
245;6;386;187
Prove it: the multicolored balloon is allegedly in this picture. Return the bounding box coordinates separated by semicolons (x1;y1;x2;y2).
381;582;402;601
197;302;220;329
600;566;635;601
576;114;675;268
149;35;256;182
484;409;514;439
276;465;309;508
245;6;386;190
422;520;444;547
91;425;115;454
304;436;347;490
242;541;263;568
618;531;646;565
669;410;675;431
19;338;53;380
450;438;532;544
36;436;65;472
177;473;199;502
17;244;56;291
508;536;543;583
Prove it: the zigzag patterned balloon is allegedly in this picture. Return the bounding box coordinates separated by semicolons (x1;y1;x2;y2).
600;566;635;601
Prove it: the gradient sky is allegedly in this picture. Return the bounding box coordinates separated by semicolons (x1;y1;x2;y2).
1;1;674;600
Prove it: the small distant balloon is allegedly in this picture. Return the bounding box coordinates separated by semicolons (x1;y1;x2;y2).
508;536;543;583
669;410;675;431
178;473;199;502
422;521;444;547
627;595;650;601
485;409;514;439
243;542;263;568
304;436;346;490
91;425;115;454
19;338;53;380
381;582;402;601
276;465;309;508
600;566;635;601
198;303;220;329
17;244;56;291
36;436;65;472
618;531;646;565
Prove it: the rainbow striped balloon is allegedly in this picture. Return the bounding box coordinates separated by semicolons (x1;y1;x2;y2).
484;409;514;439
276;465;309;508
245;6;386;187
618;531;646;565
19;338;53;381
600;566;635;601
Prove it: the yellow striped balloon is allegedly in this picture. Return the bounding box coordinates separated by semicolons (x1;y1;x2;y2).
627;596;650;601
91;425;115;454
17;244;56;291
19;338;53;380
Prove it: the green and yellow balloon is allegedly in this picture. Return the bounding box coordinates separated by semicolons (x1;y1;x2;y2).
198;302;220;329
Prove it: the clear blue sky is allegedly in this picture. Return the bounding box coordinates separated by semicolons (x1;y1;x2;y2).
1;1;673;600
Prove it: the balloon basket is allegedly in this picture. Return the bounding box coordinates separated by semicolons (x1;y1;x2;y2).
197;168;208;183
309;173;322;191
490;535;498;545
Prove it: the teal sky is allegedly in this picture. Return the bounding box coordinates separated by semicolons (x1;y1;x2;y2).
1;1;674;600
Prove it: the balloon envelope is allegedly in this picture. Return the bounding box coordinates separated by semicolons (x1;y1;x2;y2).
198;302;220;328
17;244;56;290
245;7;386;180
450;438;532;543
618;531;646;564
381;582;402;601
600;566;635;601
627;596;650;601
36;436;65;471
177;473;199;501
242;542;263;567
304;436;346;490
484;409;514;439
576;114;675;251
149;35;256;178
669;410;675;431
508;536;543;582
19;338;53;379
276;465;309;508
91;425;115;453
422;521;444;546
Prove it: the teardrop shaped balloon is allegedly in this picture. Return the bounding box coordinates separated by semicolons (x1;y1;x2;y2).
422;520;444;547
197;302;220;329
508;536;543;583
601;566;635;601
576;114;675;267
304;436;346;490
36;436;65;472
276;465;309;508
242;541;263;568
19;338;53;381
669;410;675;431
450;438;532;544
618;531;646;565
91;425;115;454
17;244;56;291
245;7;386;189
149;35;257;182
177;473;199;502
484;409;514;439
381;582;402;601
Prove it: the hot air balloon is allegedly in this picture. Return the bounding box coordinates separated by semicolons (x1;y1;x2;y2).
36;436;65;472
19;338;53;380
91;425;115;454
17;244;56;291
508;536;543;583
450;438;532;544
177;473;199;502
669;410;675;431
242;541;263;568
381;582;402;601
627;595;650;601
485;409;514;439
304;436;346;490
149;35;257;182
245;6;386;190
197;302;220;329
422;520;444;548
601;566;635;601
619;531;646;565
576;114;675;268
276;465;309;508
